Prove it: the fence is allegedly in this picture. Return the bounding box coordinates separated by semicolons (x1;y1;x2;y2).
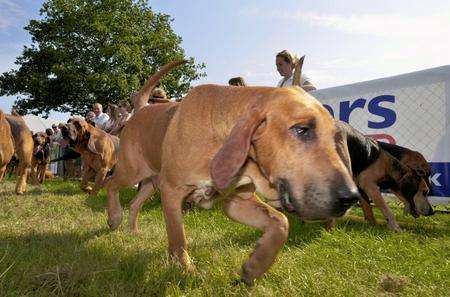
311;65;450;205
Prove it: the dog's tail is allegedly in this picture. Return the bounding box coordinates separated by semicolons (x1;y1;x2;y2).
0;109;4;121
133;60;187;112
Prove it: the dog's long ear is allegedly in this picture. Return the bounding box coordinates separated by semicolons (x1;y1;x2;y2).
87;133;102;156
73;120;101;156
211;106;265;190
399;172;419;199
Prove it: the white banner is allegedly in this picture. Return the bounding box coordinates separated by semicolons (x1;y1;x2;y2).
311;65;450;204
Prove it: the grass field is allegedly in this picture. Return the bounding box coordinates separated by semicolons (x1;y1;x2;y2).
0;178;449;296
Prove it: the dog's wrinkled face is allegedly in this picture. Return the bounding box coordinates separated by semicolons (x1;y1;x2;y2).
399;171;433;217
60;120;87;147
60;123;77;146
33;132;48;147
253;91;359;220
32;132;50;160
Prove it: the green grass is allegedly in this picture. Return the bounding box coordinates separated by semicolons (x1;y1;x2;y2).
0;178;449;296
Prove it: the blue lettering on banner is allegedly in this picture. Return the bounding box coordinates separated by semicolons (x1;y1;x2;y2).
339;98;366;123
322;95;397;129
429;163;450;196
367;95;397;129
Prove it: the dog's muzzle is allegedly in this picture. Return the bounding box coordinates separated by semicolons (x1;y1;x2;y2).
277;179;296;213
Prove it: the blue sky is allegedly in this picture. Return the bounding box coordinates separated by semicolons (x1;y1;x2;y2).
1;0;450;120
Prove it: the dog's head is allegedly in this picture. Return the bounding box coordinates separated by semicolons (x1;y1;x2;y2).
32;132;51;159
211;88;359;220
397;169;433;218
61;118;100;155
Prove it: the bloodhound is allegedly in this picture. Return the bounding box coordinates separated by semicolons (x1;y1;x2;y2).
333;121;433;231
61;119;119;195
378;141;431;187
0;110;14;182
5;114;33;194
31;131;52;184
107;79;359;285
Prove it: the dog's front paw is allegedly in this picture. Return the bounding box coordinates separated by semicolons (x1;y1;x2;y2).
81;186;93;193
108;214;123;231
88;189;99;196
388;223;402;232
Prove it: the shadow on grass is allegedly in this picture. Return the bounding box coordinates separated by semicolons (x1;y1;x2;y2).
338;214;450;238
0;228;202;296
209;210;450;253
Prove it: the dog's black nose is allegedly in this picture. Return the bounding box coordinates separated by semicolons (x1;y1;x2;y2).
337;187;360;206
425;208;435;216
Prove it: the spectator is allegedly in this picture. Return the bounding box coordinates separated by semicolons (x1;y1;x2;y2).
131;87;170;115
148;87;170;104
108;102;131;135
275;49;316;92
85;111;96;126
228;77;247;86
48;125;62;176
103;104;120;133
50;124;62;143
92;103;109;129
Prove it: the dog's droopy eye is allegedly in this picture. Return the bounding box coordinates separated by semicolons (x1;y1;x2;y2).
416;169;425;177
290;124;310;139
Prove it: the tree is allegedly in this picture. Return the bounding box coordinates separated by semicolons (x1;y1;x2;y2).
0;0;205;116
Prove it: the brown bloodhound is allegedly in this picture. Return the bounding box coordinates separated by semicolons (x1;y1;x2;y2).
5;114;33;194
108;78;360;285
61;119;119;195
333;121;432;231
0;110;14;182
30;131;52;184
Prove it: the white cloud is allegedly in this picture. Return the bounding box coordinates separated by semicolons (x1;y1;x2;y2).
285;11;450;40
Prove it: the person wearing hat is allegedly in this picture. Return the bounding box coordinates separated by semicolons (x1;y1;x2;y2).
275;49;316;92
148;87;170;104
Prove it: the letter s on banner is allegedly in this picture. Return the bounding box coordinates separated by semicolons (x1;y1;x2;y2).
368;95;397;129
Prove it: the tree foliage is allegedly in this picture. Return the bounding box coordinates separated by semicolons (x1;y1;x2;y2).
0;0;205;116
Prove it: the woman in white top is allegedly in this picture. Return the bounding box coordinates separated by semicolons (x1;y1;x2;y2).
275;50;316;92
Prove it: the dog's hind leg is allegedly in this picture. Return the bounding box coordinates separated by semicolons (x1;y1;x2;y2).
128;176;157;233
222;185;289;286
160;182;195;272
105;162;151;231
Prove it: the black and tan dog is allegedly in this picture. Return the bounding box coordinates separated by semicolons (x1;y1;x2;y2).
377;141;431;187
335;121;433;231
31;131;52;184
